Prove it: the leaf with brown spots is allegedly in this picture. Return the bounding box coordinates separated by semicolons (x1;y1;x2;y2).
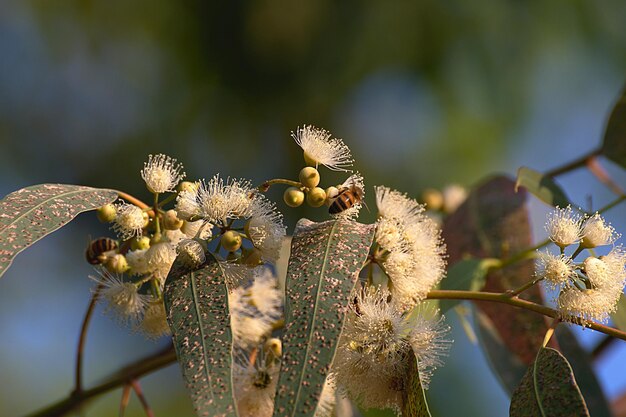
442;176;551;393
164;253;238;417
272;219;375;417
0;184;118;279
402;351;432;417
510;347;589;417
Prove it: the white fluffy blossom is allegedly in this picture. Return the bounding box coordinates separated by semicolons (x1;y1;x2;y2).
545;206;583;248
91;269;149;324
246;199;286;263
333;289;450;411
292;125;354;171
126;249;150;275
112;203;145;240
374;186;446;309
314;376;336;417
233;350;280;417
229;286;274;348
139;302;171;339
537;252;576;287
141;154;185;194
196;175;254;225
175;189;201;221
145;241;177;284
248;268;283;319
581;213;618;248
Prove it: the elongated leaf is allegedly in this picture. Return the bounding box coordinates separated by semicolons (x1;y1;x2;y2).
164;254;237;417
510;347;590;417
439;258;495;313
273;219;375;417
556;327;612;417
443;176;550;368
473;308;527;395
515;167;570;207
602;86;626;169
402;352;432;417
611;293;626;331
0;184;117;278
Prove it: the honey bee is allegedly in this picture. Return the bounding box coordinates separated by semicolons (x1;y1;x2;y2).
85;237;118;265
328;174;365;215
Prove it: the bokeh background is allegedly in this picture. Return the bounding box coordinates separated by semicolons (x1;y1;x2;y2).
2;1;626;416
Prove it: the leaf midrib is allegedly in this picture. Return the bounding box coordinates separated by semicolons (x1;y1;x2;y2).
0;186;92;233
189;269;216;406
290;220;339;417
532;349;547;417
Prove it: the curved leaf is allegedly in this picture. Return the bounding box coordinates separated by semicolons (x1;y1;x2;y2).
611;293;626;332
602;85;626;169
0;184;118;279
510;347;589;417
273;219;375;417
164;254;237;417
515;167;570;207
402;352;432;417
555;327;612;417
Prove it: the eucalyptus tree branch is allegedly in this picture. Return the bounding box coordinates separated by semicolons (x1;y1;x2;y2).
544;147;602;177
73;284;102;394
426;290;626;342
25;345;176;417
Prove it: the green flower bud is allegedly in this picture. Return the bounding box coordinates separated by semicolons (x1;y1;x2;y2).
163;209;183;230
105;254;129;274
130;236;151;251
142;212;150;228
283;187;305;207
222;230;243;252
306;187;326;208
96;204;117;223
299;167;320;188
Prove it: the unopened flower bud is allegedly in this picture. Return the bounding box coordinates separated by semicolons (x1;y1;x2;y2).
421;188;444;211
284;187;304;207
177;239;206;268
307;187;327;208
105;254;129;274
442;184;467;213
265;338;282;358
325;186;339;206
581;213;617;248
299;167;321;188
130;236;151;251
163;210;183;230
142;212;150;228
177;181;199;194
222;230;242;252
96;204;117;223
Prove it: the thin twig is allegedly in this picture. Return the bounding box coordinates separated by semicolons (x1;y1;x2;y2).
25;345;176;417
73;283;103;394
426;290;626;341
544;148;602;177
131;380;155;417
119;384;131;417
257;178;302;192
116;191;155;217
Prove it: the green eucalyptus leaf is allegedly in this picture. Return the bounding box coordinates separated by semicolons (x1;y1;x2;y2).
0;184;118;279
555;327;612;417
515;167;570;207
272;219;375;417
164;253;238;417
602;86;626;168
611;293;626;331
439;258;496;313
473;308;527;395
510;347;590;417
402;351;432;417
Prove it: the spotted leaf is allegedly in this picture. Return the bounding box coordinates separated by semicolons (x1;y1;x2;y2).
510;347;589;417
0;184;118;279
402;351;432;417
272;219;375;417
164;253;237;417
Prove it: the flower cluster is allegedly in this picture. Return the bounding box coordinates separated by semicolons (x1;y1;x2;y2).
331;287;451;411
539;206;625;323
373;186;447;310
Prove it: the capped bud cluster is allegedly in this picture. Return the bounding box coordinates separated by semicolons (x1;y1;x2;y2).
373;186;447;310
539;208;625;324
331;288;451;412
